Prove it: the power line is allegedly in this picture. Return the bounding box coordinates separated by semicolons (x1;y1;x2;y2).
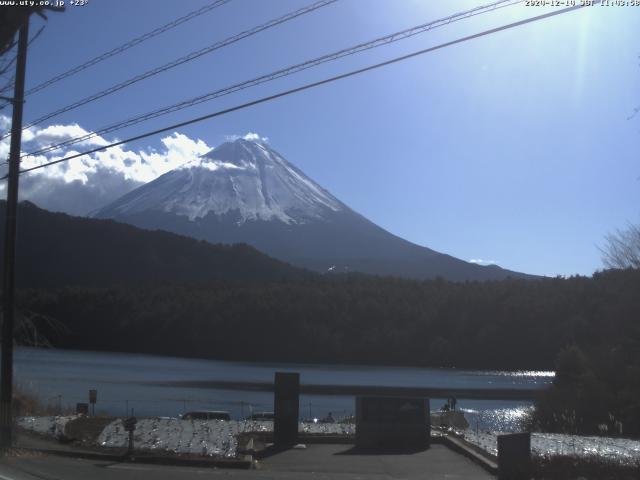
0;87;14;112
22;0;522;160
11;0;338;136
0;77;14;94
0;54;16;78
11;1;594;179
23;0;232;97
0;25;45;111
27;24;46;47
0;26;43;81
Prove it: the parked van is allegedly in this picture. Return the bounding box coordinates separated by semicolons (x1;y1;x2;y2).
247;411;274;421
181;410;231;421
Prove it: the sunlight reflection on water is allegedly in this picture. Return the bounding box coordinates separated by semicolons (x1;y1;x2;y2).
14;347;553;432
461;406;532;432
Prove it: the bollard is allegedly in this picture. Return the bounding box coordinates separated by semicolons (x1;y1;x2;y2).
497;432;531;480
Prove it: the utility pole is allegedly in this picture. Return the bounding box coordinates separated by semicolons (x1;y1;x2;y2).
0;17;29;449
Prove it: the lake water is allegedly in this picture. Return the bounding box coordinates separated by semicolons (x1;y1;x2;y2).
14;347;553;431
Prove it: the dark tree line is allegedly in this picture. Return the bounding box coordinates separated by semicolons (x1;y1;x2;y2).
18;269;639;371
5;201;640;436
15;268;640;436
1;201;309;289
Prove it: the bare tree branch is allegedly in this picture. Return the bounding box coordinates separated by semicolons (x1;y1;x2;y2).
600;223;640;269
0;309;68;348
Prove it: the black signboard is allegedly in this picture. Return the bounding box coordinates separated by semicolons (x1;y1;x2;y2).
356;396;430;450
273;372;299;446
498;432;531;480
124;416;137;432
361;397;424;424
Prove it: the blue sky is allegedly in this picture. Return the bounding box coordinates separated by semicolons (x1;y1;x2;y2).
2;0;639;277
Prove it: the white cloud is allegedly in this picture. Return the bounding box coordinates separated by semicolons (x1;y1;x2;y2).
30;123;109;148
0;115;215;215
17;131;210;186
469;258;499;265
244;132;268;143
224;132;269;143
0;138;8;159
0;117;270;216
3;121;109;152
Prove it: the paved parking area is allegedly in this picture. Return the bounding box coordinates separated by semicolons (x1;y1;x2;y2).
259;444;495;479
0;443;494;480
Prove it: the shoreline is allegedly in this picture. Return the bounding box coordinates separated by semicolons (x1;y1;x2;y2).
14;345;557;375
143;379;544;400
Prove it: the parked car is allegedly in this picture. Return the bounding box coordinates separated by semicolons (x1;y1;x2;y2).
247;411;274;421
181;410;231;421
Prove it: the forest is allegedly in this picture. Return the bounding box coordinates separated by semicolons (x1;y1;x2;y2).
5;201;640;436
18;269;638;369
16;268;640;436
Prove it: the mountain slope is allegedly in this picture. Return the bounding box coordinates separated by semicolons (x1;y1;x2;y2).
0;201;307;289
94;138;532;281
94;139;345;225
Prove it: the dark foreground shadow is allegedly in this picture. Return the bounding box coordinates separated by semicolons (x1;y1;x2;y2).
254;444;295;460
335;445;430;456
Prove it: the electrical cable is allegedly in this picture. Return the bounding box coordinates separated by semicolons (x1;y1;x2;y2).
9;0;338;136
0;25;45;111
21;0;522;159
10;1;594;179
24;0;232;97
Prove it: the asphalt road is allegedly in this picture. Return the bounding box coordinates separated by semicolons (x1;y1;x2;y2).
0;444;494;479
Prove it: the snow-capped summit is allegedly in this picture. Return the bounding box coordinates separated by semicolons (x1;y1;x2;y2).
94;138;532;281
99;138;343;225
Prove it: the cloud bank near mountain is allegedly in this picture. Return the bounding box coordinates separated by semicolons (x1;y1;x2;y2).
0;115;233;215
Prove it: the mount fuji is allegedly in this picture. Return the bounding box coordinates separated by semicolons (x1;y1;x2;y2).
93;138;530;281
